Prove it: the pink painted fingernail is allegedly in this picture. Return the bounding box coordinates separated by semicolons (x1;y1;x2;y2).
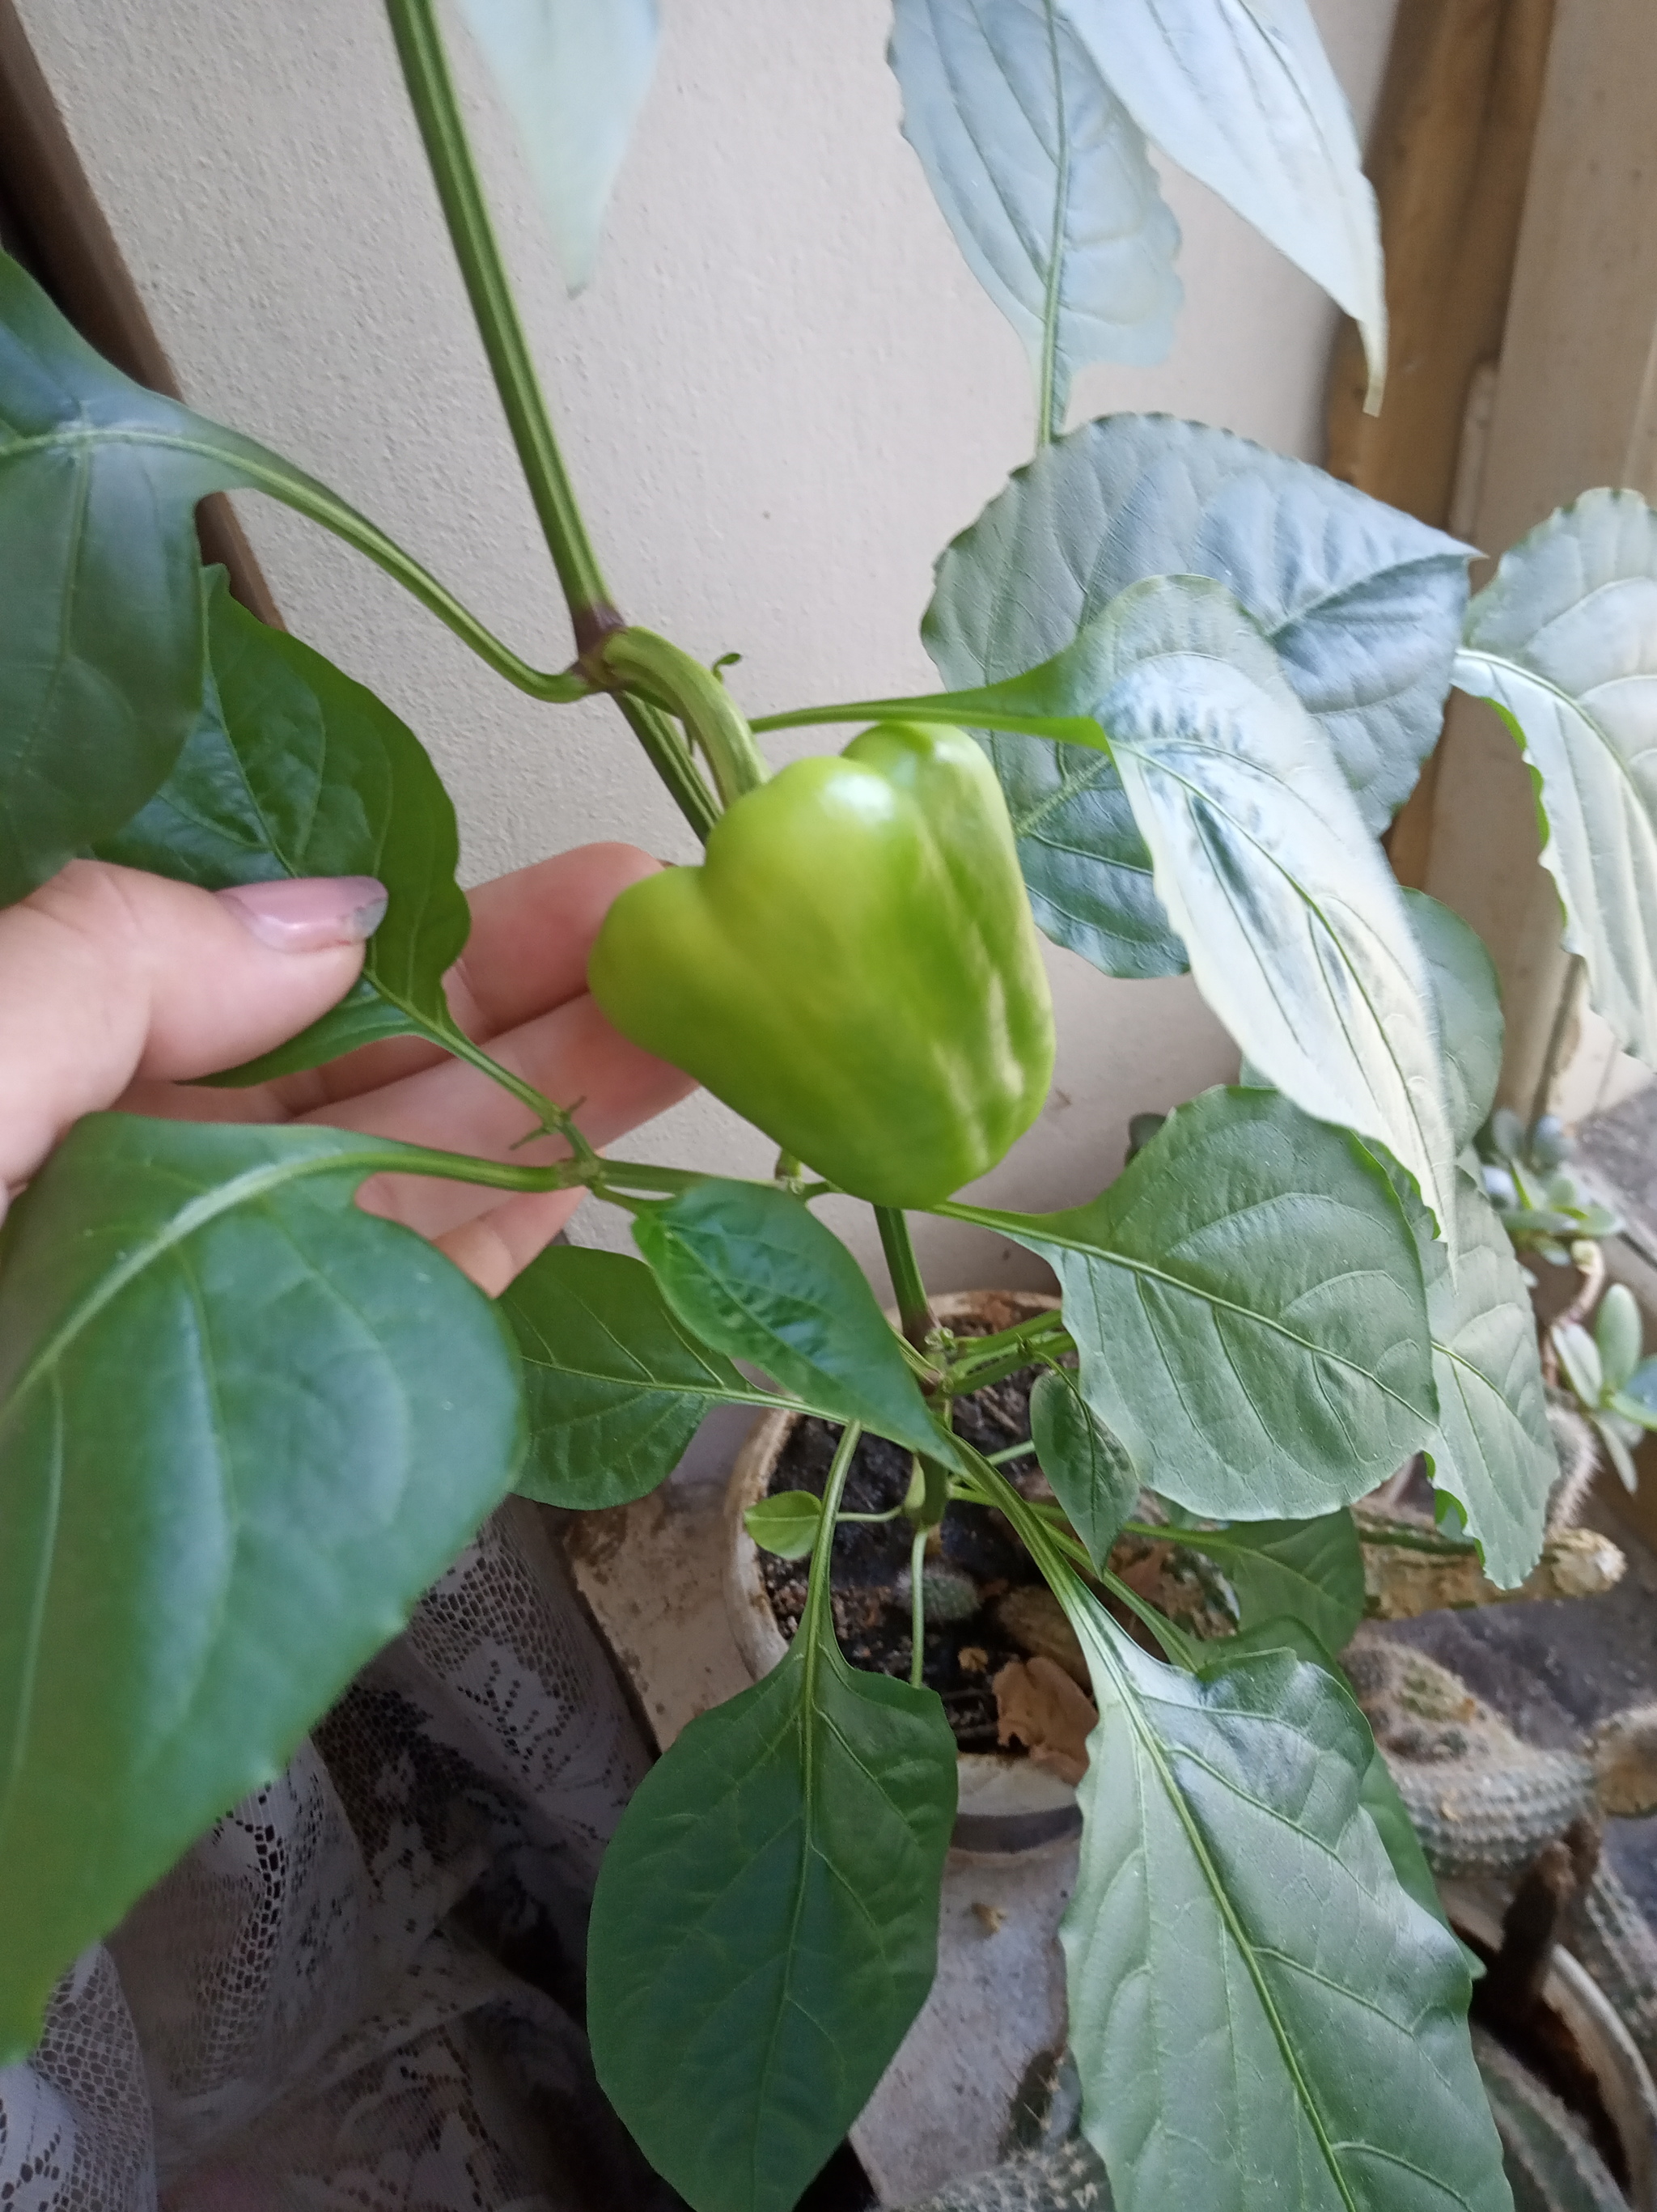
218;875;388;951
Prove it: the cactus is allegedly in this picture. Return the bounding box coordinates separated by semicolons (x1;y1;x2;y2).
1472;2025;1626;2212
1344;1636;1598;1877
1567;1855;1657;2079
899;2139;1114;2211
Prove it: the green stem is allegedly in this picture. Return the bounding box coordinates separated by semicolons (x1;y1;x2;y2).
942;1311;1071;1380
598;629;767;807
396;1003;596;1165
803;1422;863;1645
875;1207;934;1349
385;0;614;643
986;1441;1036;1467
612;693;721;841
909;1523;928;1689
938;1334;1073;1399
750;694;1099;747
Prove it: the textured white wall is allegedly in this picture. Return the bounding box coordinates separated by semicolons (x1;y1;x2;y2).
22;0;1396;1289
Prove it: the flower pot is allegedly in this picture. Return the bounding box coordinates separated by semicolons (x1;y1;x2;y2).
1445;1883;1657;2210
724;1288;1082;1853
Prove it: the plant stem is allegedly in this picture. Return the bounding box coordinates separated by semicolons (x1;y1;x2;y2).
612;692;722;841
803;1422;863;1645
386;0;614;643
875;1207;934;1349
598;629;768;806
909;1523;927;1689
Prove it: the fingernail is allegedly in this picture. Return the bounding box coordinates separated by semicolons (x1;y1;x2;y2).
218;875;388;952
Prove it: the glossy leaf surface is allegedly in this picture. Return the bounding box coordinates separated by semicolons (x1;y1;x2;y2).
1201;1615;1457;1942
890;0;1180;436
925;414;1469;888
1062;0;1387;400
0;1114;526;2060
632;1181;957;1464
99;570;471;1081
1403;888;1503;1151
1174;1511;1364;1655
588;1590;956;2212
502;1244;788;1509
456;0;658;294
951;1087;1435;1518
0;254;249;900
1028;1365;1138;1566
1456;489;1657;1064
1062;1586;1507;2212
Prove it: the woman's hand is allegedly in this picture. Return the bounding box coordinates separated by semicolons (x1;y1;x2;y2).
0;845;694;1292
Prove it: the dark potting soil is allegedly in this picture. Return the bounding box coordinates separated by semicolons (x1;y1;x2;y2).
759;1353;1050;1753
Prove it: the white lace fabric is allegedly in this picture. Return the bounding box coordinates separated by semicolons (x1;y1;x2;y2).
0;1501;663;2212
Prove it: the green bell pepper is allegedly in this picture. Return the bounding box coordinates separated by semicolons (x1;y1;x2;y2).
588;721;1055;1209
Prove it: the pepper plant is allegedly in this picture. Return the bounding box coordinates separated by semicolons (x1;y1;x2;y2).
3;6;1657;2211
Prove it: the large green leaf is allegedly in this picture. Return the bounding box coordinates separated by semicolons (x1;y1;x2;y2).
455;0;658;294
1402;889;1503;1152
98;570;472;1082
947;1087;1435;1519
1028;1364;1138;1567
1172;1511;1364;1655
588;1562;957;2212
1062;1584;1507;2212
1100;579;1458;1237
0;250;574;909
0;1113;527;2061
502;1244;792;1510
1201;1616;1460;1946
1421;1171;1556;1589
924;419;1469;916
632;1180;959;1464
1455;489;1657;1065
1061;0;1387;401
889;0;1180;439
0;252;248;900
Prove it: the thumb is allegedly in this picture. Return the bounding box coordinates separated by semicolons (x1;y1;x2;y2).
0;861;385;1197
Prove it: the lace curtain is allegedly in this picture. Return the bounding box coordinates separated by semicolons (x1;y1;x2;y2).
0;1499;679;2212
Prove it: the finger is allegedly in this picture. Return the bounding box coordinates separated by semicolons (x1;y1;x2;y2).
0;862;382;1193
432;1189;589;1295
268;841;664;1112
320;993;694;1238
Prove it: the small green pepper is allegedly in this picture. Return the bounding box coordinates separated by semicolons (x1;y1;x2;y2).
588;722;1054;1208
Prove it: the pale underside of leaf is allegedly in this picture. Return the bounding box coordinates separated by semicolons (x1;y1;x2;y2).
891;0;1181;434
1061;0;1386;401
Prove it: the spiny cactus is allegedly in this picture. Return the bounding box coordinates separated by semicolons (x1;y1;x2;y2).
1345;1636;1598;1877
898;2139;1114;2211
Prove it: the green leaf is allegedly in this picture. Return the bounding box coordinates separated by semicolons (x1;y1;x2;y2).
502;1235;928;1522
632;1180;958;1465
949;1087;1435;1519
587;1598;956;2212
1104;580;1459;1237
1554;1320;1604;1408
456;0;657;295
1028;1365;1138;1567
925;413;1469;872
1456;489;1657;1064
1204;1614;1464;1956
889;0;1180;439
0;1113;526;2061
744;1491;824;1561
1174;1513;1364;1655
1420;1171;1557;1589
0;252;248;900
1063;1586;1507;2212
97;570;472;1083
1596;1280;1642;1393
1403;889;1503;1152
1062;0;1387;403
502;1244;782;1510
911;578;1463;1235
